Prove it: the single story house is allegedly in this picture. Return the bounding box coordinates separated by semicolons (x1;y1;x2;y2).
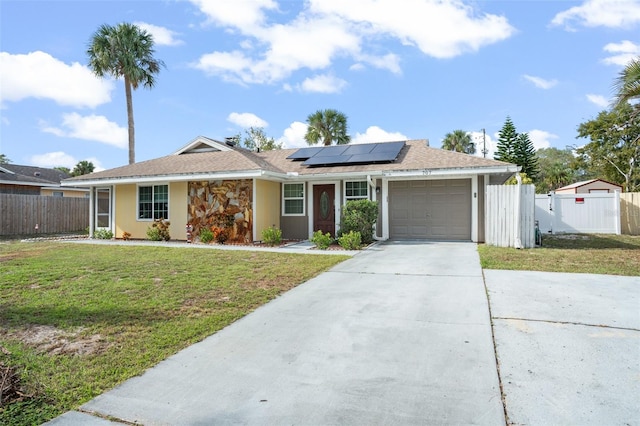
62;136;519;242
0;164;88;197
555;179;623;194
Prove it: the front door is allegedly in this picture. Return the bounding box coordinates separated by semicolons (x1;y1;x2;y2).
313;184;335;236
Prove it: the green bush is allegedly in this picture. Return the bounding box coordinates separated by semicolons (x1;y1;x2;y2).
146;219;170;241
338;230;362;250
94;228;113;239
340;199;379;244
311;230;333;250
262;226;282;246
199;227;214;244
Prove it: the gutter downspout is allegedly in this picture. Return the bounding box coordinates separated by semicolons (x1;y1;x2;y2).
514;173;522;249
367;175;384;241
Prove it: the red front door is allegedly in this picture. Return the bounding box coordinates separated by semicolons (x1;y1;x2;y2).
313;184;335;236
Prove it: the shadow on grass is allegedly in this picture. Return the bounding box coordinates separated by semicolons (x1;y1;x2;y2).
542;234;640;250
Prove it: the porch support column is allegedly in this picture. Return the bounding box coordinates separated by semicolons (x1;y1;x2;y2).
381;179;389;240
89;186;95;238
471;175;478;242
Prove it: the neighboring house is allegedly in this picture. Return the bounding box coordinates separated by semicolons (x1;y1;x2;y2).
555;179;623;194
0;164;88;197
62;136;519;242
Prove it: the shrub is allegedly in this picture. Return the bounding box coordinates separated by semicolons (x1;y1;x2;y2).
146;219;170;241
338;230;362;250
311;230;333;250
340;199;379;244
262;226;282;246
199;227;214;244
94;228;113;239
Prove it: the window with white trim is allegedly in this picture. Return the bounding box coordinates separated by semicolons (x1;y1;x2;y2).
52;191;64;197
283;183;305;215
138;184;169;220
345;181;369;201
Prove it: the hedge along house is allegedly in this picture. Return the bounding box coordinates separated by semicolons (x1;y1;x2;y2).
62;136;519;242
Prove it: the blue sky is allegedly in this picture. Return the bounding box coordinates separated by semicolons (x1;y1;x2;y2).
1;0;639;171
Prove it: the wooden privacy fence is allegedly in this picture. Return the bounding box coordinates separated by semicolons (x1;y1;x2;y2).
485;184;536;248
535;192;621;235
621;192;640;235
0;194;89;236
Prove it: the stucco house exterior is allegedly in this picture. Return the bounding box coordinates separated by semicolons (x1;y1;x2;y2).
62;136;519;243
0;164;88;197
555;179;623;194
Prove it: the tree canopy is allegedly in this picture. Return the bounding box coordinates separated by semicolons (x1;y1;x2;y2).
535;147;580;193
87;23;165;164
575;103;639;192
241;127;282;151
494;116;540;181
71;160;95;177
0;154;11;164
613;56;640;108
305;109;350;146
441;130;476;154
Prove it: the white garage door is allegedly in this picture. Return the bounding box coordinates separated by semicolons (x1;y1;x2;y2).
389;179;471;240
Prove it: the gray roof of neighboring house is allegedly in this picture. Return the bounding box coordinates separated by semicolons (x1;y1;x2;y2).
556;178;623;191
0;164;71;186
64;139;517;184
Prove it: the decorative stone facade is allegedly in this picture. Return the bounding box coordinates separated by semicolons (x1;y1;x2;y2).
188;180;253;243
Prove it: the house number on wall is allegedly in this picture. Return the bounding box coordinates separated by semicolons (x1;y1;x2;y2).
320;191;330;219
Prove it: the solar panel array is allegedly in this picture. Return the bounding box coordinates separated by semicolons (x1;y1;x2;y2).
287;141;405;166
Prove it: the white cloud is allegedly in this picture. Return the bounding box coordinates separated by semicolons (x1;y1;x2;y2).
351;126;407;144
552;0;640;30
134;21;183;46
586;94;609;108
227;112;268;128
298;74;347;93
0;51;113;108
523;74;558;89
41;113;127;148
278;121;308;149
29;152;105;171
602;40;640;66
190;0;514;85
528;129;558;150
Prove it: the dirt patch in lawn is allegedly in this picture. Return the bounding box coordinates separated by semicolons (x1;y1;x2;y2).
1;325;108;356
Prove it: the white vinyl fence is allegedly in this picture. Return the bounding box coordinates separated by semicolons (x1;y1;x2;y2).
535;192;621;235
486;184;535;248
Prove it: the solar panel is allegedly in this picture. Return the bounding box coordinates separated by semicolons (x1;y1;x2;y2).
303;155;352;166
290;141;405;166
286;147;324;160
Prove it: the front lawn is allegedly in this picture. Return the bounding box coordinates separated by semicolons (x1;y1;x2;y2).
478;234;640;276
0;242;349;425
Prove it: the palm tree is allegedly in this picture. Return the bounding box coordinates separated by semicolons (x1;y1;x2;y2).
442;130;476;154
305;109;350;146
71;160;95;177
613;56;640;108
87;23;165;164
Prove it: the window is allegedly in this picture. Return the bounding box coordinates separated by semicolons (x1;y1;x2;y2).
138;184;169;220
52;191;64;197
283;183;305;215
345;181;368;200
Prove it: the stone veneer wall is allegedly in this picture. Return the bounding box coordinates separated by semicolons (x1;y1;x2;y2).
188;180;253;243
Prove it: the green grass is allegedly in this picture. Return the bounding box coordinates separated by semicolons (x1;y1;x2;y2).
0;242;349;425
478;234;640;276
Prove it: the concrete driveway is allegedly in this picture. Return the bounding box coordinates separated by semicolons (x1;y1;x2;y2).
485;270;640;425
46;242;639;425
47;241;504;425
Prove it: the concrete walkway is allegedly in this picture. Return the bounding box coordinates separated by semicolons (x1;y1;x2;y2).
47;241;504;425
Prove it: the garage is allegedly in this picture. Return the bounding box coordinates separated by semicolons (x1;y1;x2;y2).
389;179;471;240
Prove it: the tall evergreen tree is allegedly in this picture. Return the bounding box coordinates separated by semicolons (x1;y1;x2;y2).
514;132;540;181
494;116;539;182
494;116;518;163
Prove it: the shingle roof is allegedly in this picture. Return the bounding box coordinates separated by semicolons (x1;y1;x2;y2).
65;139;516;183
556;178;622;190
0;164;70;185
